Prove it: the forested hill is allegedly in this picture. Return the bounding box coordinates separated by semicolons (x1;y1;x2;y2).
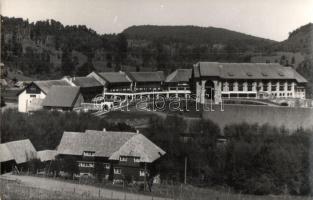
123;25;277;50
271;23;313;54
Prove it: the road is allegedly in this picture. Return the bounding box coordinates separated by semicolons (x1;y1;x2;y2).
1;174;171;200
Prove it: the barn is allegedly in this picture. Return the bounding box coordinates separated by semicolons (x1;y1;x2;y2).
42;86;84;111
0;139;37;174
18;79;71;112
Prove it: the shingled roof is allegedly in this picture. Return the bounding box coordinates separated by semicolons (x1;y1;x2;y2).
110;134;166;163
127;71;165;82
42;86;81;108
0;139;37;164
193;62;308;83
33;80;71;94
72;77;103;88
57;130;165;163
165;69;192;83
98;72;131;83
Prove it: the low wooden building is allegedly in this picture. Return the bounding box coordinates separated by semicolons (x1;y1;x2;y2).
0;139;37;174
18;79;71;113
127;71;165;92
87;71;132;92
165;69;192;91
66;76;103;102
42;86;84;111
57;129;165;183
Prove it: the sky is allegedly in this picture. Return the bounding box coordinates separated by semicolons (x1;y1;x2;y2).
1;0;313;41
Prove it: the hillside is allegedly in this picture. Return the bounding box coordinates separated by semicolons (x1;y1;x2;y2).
271;23;313;54
123;25;277;50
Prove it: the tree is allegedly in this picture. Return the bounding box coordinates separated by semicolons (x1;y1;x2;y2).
76;61;94;76
61;49;75;76
1;96;5;107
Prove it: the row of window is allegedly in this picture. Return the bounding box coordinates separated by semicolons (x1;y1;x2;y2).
119;156;140;163
114;168;145;177
223;82;293;92
78;161;110;169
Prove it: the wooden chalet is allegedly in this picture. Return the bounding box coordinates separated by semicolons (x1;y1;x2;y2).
56;129;165;183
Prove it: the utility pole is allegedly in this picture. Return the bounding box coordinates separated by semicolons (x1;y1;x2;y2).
184;156;187;184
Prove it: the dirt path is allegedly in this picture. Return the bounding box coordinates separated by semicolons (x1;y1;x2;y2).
1;174;171;200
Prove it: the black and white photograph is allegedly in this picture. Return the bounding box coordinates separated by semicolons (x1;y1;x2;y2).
0;0;313;199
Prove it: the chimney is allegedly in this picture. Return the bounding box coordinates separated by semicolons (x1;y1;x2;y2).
103;128;106;132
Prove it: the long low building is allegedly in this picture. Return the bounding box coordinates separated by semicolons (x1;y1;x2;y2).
192;62;308;104
17;62;309;113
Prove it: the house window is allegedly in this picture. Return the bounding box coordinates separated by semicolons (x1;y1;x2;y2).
279;83;284;91
287;83;292;91
229;82;234;91
134;157;140;163
78;162;94;168
83;151;95;157
114;168;121;174
119;156;128;162
30;94;36;98
238;82;244;91
271;84;277;91
104;163;110;170
247;82;253;91
263;83;268;91
139;170;145;177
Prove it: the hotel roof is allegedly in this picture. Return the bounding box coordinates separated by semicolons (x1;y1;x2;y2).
72;77;103;88
98;72;131;83
127;71;165;82
165;69;192;83
193;62;307;83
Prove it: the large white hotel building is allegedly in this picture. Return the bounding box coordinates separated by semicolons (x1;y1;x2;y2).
192;62;307;104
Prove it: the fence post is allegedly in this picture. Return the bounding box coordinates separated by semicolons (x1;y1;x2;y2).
98;188;100;198
111;191;113;199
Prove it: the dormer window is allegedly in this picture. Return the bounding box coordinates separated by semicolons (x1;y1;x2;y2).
83;151;95;157
227;72;234;77
246;72;253;77
261;72;268;77
278;71;285;77
120;156;128;162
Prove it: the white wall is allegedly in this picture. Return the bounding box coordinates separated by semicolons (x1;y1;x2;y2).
18;90;46;112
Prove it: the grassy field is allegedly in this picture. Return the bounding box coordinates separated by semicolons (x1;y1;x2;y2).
0;179;103;200
202;104;313;131
1;177;312;200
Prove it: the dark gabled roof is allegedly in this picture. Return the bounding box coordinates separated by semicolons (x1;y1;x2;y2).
57;130;166;163
57;130;136;157
33;80;71;94
0;139;37;164
72;77;103;88
127;71;165;82
42;86;81;108
165;69;192;83
193;62;308;83
98;72;131;83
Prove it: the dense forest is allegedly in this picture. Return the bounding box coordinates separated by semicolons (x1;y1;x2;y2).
1;16;312;97
2;109;313;196
0;16;276;79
